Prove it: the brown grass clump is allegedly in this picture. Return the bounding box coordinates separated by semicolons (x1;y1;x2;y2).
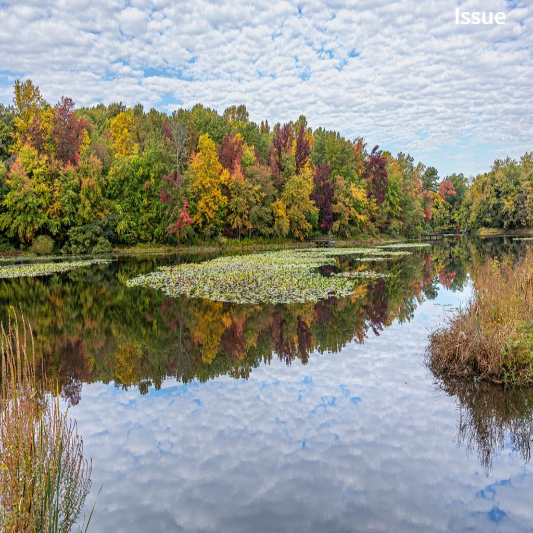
428;249;533;385
0;309;93;532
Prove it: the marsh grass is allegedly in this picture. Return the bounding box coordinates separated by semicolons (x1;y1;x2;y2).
428;250;533;385
0;309;93;532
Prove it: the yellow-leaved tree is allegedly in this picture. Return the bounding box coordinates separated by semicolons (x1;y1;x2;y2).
189;133;228;237
281;169;318;240
110;110;138;157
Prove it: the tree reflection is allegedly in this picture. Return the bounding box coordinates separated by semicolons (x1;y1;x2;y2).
0;237;499;404
437;377;533;475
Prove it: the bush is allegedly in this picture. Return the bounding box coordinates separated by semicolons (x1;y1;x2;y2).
63;215;118;254
30;235;54;255
0;235;13;252
92;236;112;254
428;249;533;385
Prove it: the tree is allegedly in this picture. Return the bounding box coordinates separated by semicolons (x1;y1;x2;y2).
223;104;249;124
218;133;243;173
12;79;44;149
169;115;188;174
270;124;293;187
0;159;47;242
189;134;228;237
364;146;388;204
52;97;89;165
110;111;138;157
294;124;310;174
422;166;439;192
311;163;334;232
281;170;318;240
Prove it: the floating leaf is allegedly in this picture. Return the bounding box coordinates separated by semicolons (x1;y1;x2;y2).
0;259;111;279
126;248;407;304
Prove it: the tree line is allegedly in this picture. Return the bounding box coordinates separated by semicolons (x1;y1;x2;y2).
0;79;530;251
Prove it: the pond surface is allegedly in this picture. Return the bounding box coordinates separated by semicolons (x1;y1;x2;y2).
2;237;533;532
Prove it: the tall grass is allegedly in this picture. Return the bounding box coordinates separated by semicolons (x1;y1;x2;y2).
428;248;533;385
0;309;93;532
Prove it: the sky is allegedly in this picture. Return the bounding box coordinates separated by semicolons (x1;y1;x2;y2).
0;0;532;177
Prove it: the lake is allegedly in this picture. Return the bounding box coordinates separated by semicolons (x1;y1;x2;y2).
1;237;532;532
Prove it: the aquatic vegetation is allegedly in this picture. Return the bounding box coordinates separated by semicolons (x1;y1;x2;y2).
334;270;390;279
0;310;94;531
126;248;406;304
377;243;431;249
0;259;111;279
428;249;533;385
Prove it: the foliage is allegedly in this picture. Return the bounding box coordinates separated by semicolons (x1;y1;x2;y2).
1;78;528;252
31;234;55;255
311;163;334;232
281;170;318;240
63;216;118;254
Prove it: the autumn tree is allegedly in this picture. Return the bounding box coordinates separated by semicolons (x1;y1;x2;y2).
294;124;310;174
110;110;138;157
52;97;89;165
218;133;243;173
0;159;47;242
271;124;293;188
188;133;228;237
311;163;334;232
281;169;318;240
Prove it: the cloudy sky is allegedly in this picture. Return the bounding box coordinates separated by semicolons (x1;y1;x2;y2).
1;0;531;176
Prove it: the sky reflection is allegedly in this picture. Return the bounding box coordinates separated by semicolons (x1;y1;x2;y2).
73;285;533;532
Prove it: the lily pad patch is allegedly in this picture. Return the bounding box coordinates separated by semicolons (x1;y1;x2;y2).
126;248;407;304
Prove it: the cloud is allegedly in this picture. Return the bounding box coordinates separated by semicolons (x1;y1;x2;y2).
72;287;533;532
0;0;532;175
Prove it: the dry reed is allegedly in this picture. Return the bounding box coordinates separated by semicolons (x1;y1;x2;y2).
428;249;533;385
0;308;93;532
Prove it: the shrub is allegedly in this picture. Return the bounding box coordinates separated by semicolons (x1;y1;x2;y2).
0;235;13;252
30;235;54;255
428;249;533;385
63;215;118;254
92;236;112;254
0;310;94;531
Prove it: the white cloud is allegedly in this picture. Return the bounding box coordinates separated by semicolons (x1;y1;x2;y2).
71;287;533;532
0;0;531;175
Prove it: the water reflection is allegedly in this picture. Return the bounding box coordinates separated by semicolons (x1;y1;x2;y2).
438;377;533;475
1;245;448;402
1;236;533;482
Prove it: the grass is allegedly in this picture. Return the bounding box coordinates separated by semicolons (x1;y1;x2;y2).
428;249;533;385
0;309;94;532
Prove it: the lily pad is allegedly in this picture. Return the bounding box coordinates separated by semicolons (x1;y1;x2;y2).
126;248;407;304
0;259;111;279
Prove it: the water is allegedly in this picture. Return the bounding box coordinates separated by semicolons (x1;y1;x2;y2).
2;237;532;532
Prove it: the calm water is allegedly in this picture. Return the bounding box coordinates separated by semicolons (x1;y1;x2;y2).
2;237;533;532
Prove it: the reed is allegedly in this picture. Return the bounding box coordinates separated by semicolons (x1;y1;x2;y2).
428;249;533;385
0;309;93;532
